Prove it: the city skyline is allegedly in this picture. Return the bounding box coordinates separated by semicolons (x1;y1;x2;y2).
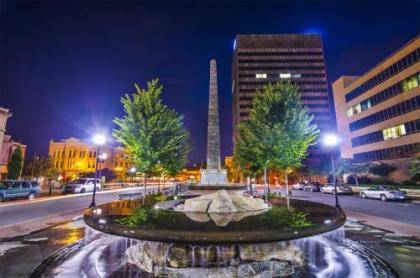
1;1;419;163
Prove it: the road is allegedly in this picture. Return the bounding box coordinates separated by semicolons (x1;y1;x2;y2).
0;186;419;232
284;189;420;226
0;186;162;228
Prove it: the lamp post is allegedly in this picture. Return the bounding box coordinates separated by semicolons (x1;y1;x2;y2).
323;133;341;209
89;134;106;208
98;153;107;187
130;167;136;185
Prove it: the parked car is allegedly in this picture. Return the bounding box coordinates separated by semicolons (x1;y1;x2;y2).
303;182;323;192
292;182;307;190
61;178;101;194
321;184;353;194
360;186;407;201
0;180;41;201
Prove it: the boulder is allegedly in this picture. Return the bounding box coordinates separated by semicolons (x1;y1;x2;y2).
184;212;210;222
184;198;212;213
239;243;304;267
238;261;294;277
125;241;169;273
167;244;191;268
207;190;237;213
154;261;294;277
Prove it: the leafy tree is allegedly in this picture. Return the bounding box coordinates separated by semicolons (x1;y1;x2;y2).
7;146;23;179
409;146;420;183
23;156;56;179
369;162;396;177
113;79;190;197
336;158;369;186
235;82;319;195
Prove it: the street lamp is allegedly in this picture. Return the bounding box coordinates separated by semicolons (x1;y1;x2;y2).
89;134;106;208
322;133;341;209
98;153;107;187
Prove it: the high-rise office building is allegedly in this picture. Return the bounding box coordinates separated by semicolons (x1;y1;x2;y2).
232;34;332;161
332;36;419;182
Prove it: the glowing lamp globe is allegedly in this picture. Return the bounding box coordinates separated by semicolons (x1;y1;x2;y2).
323;133;339;147
93;134;106;146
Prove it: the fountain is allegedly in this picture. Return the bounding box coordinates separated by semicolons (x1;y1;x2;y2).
30;60;398;277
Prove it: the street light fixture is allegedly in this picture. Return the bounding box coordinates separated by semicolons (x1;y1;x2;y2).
322;133;341;209
89;134;106;208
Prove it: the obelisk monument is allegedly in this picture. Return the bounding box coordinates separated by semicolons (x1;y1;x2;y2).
200;59;227;185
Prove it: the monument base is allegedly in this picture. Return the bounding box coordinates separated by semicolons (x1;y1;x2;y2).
200;169;227;185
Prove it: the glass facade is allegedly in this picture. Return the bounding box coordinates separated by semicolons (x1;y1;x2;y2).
349;95;420;131
345;48;420;102
353;143;418;162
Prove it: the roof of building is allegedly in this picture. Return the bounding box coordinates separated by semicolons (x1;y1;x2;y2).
235;34;323;49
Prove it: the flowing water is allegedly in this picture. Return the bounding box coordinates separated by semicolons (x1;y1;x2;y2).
33;226;397;278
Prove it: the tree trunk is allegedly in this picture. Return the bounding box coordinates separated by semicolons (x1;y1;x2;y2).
285;168;290;209
48;180;52;196
143;175;147;205
355;175;359;187
264;168;268;201
158;176;161;193
267;170;271;193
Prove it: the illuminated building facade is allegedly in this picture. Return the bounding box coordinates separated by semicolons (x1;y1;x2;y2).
332;36;420;182
0;107;26;179
232;34;333;163
49;137;132;179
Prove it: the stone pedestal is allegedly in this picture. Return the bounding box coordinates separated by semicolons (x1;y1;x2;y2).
200;169;227;185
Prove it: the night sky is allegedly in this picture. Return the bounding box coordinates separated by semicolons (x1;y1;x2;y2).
1;1;419;164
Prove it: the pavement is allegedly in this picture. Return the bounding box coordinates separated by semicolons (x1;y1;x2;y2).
0;184;419;240
280;188;420;237
0;185;164;240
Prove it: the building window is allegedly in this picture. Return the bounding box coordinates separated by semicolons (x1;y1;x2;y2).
255;73;267;79
291;73;301;78
402;74;419;92
383;124;406;140
279;73;291;79
345;48;419;102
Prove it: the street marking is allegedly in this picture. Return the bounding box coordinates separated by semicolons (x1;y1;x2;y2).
0;186;160;208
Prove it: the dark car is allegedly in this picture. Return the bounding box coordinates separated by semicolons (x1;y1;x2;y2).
0;180;41;201
303;182;323;192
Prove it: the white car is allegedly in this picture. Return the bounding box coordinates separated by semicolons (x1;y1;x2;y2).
292;182;307;190
321;184;353;195
360;186;407;201
62;178;101;194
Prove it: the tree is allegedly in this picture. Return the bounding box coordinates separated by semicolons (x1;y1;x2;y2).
23;156;55;179
336;158;369;186
7;146;24;179
235;82;319;195
409;146;420;183
369;162;396;177
113;79;190;197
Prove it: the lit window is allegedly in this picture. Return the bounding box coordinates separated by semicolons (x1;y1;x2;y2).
383;124;406;140
279;73;291;79
256;73;267;79
346;107;354;118
291;73;301;78
402;75;419;92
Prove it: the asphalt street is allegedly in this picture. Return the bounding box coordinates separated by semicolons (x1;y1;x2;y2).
285;189;420;226
0;186;419;230
0;186;162;228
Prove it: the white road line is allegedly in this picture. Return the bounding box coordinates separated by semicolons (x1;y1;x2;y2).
0;186;159;208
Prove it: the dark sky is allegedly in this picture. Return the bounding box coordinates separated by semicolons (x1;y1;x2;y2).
1;1;419;163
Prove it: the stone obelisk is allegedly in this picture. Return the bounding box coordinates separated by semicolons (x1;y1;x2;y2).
200;59;227;185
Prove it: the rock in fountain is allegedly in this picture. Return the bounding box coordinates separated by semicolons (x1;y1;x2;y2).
183;190;268;213
176;190;269;226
